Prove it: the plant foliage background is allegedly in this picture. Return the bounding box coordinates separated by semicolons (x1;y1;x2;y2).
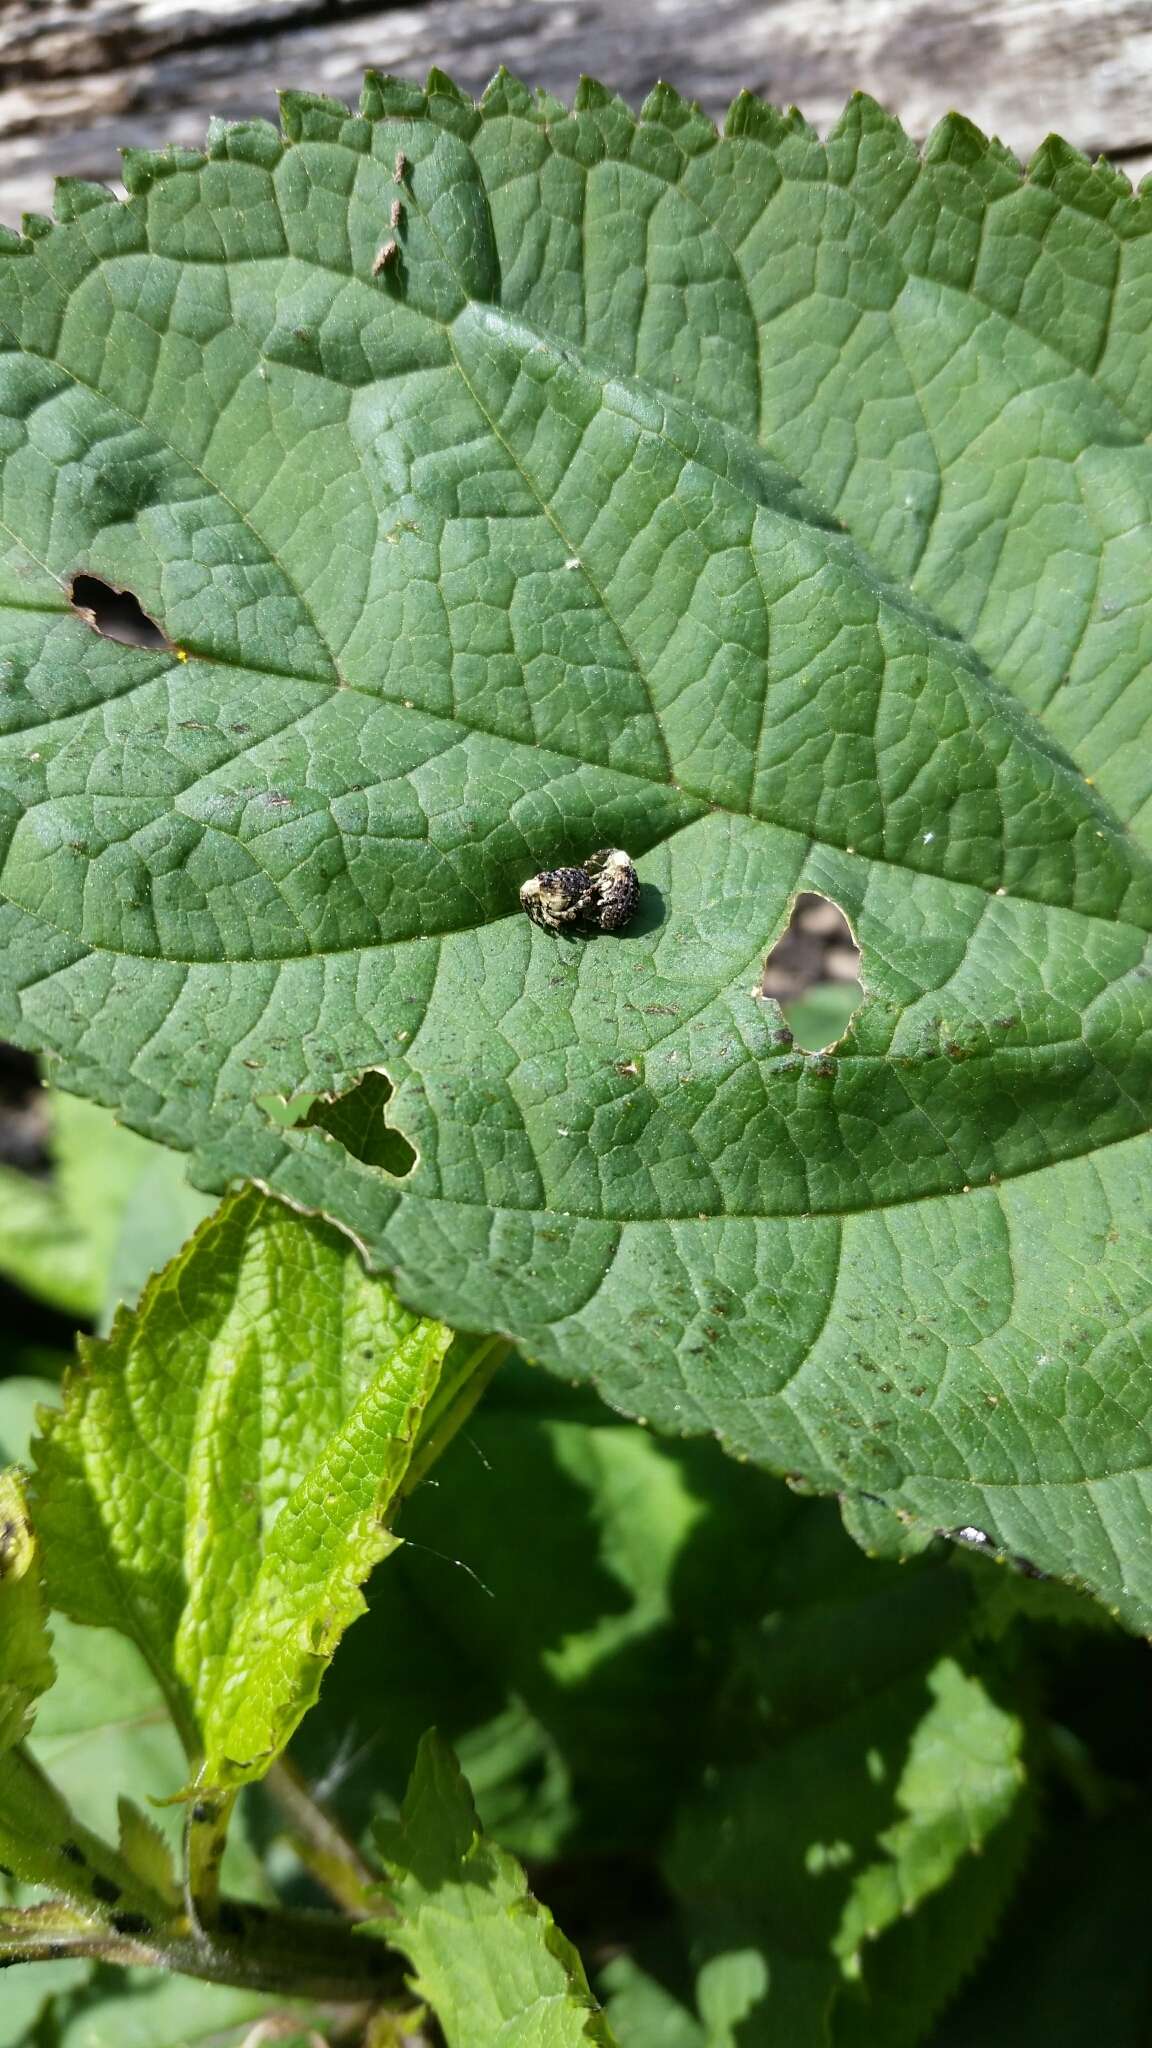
0;68;1151;2048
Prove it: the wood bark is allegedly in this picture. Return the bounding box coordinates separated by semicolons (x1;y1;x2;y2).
1;0;1150;227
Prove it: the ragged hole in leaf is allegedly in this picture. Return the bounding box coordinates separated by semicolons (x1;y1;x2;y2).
763;893;863;1051
70;574;166;649
303;1070;417;1179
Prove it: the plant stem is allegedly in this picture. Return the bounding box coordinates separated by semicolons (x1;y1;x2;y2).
401;1334;508;1498
184;1784;237;1930
264;1758;380;1918
0;1898;408;2008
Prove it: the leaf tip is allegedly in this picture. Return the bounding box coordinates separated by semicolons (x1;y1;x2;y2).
120;145;205;197
279;87;357;146
52;177;119;225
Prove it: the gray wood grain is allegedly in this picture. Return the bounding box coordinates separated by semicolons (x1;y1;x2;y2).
2;0;1151;228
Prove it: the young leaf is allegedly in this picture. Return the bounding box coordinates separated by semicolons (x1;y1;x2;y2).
373;1729;616;2046
23;1604;268;1905
0;1471;171;1921
0;77;1151;1620
0;1389;262;1898
31;1187;465;1793
0;1468;54;1753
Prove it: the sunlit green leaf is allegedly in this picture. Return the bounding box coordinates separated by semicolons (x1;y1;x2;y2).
31;1187;465;1793
373;1729;616;2046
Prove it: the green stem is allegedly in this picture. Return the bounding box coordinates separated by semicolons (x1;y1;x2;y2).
0;1898;408;2007
183;1784;237;1930
401;1334;508;1498
264;1758;380;1918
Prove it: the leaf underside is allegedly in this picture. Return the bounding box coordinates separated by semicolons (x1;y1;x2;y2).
2;73;1152;1618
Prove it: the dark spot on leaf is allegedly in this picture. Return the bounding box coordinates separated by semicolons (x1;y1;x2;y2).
90;1873;122;1904
60;1840;87;1866
70;574;166;649
1012;1554;1048;1580
110;1911;153;1937
190;1799;218;1825
303;1069;416;1179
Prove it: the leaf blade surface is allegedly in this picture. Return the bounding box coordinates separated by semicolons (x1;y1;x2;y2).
31;1187;455;1791
1;78;1151;1617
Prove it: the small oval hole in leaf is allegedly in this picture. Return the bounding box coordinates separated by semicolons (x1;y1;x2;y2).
70;573;166;649
303;1070;417;1179
763;893;863;1051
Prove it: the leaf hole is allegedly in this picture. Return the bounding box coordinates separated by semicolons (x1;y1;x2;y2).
255;1090;318;1130
302;1069;417;1179
70;573;166;649
762;893;863;1051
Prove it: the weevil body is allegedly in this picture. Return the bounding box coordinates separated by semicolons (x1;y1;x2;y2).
520;849;638;935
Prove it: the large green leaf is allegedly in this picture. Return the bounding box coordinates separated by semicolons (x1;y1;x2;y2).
30;1186;463;1793
373;1729;617;2047
1;76;1151;1616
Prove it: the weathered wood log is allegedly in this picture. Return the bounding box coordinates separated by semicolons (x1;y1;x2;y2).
2;0;1150;227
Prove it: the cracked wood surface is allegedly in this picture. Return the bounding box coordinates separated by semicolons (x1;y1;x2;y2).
1;0;1151;227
